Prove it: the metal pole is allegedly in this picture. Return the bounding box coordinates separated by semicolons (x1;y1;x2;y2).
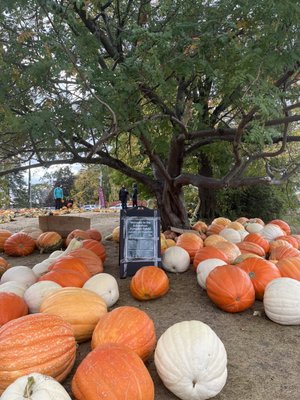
28;160;32;208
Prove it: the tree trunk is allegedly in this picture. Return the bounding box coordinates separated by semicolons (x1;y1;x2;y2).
155;184;190;231
197;153;218;222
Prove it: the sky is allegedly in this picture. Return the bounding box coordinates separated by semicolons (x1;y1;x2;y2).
26;163;82;185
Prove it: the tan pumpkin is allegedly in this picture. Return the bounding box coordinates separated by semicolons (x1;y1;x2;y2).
206;223;225;236
211;217;231;227
192;221;208;233
227;221;245;231
0;314;76;393
36;232;63;253
65;229;90;246
4;233;36;257
0;230;12;252
214;241;241;264
92;306;156;361
130;266;169;300
0;257;10;277
273;236;299;249
40;287;107;342
204;234;227;247
112;226;120;242
0;292;28;326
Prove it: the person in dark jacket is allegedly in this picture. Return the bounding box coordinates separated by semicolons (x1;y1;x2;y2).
132;183;138;207
119;185;129;210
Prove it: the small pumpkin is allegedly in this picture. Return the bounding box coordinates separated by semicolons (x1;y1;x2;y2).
83;273;119;307
4;233;36;257
86;228;102;241
130;266;169;300
162;246;190;273
0;292;28;326
0;230;12;252
36;232;63;254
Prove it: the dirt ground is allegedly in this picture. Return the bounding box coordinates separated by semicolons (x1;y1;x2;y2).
1;212;299;400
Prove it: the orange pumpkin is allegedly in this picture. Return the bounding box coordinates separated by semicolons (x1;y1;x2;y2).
204;234;227;247
86;228;102;241
72;344;155;400
192;221;208;233
0;314;76;393
0;257;10;277
38;268;88;287
92;306;156;361
48;255;92;281
275;235;299;249
206;223;224;236
3;233;36;256
176;233;203;261
243;233;270;253
130;266;169;300
68;248;103;275
269;219;291;235
236;242;266;257
65;229;90;246
0;230;12;252
214;241;241;264
82;239;106;262
206;265;255;312
0;293;28;326
193;247;229;270
36;231;63;253
276;257;300;280
237;258;281;300
235;217;249;225
291;235;300;247
269;245;300;261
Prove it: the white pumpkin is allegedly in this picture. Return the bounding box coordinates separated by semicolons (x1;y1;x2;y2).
260;224;284;241
245;222;264;234
238;230;249;240
154;320;227;400
196;259;227;290
219;228;241;243
0;281;28;298
0;372;71;400
49;250;64;258
0;266;37;288
83;273;119;307
162;246;190;273
24;281;62;313
263;278;300;325
20;226;43;240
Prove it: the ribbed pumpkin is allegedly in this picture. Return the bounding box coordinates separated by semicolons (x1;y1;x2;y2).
193;247;229;270
92;306;156;361
0;314;76;393
206;223;224;236
260;224;285;241
40;287;107;342
214;241;241;264
269;245;300;261
48;255;91;281
237;258;281;300
274;235;299;249
276;257;300;280
206;265;255;312
226;221;245;231
0;281;28;298
211;217;231;227
130;266;169;300
38;269;88;288
72;343;155;400
269;239;292;251
67;248;103;275
3;233;36;257
0;257;10;277
243;233;270;253
245;222;264;234
291;234;300;247
176;233;203;261
269;219;291;235
0;230;12;252
20;226;43;240
204;234;227;247
86;228;102;241
235;217;249;225
82;239;106;262
36;232;63;253
236;241;266;257
0;292;28;326
65;229;90;246
192;221;208;233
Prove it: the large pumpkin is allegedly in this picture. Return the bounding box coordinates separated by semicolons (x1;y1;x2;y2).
274;235;299;249
196;258;227;290
0;292;28;326
38;268;88;288
0;314;76;393
20;226;43;241
67;248;104;275
243;233;270;253
3;233;36;257
269;245;300;261
193;247;229;271
237;258;281;300
91;306;156;361
72;343;155;400
214;241;241;264
48;255;92;281
269;219;291;235
206;265;255;313
276;257;300;281
82;239;106;262
24;281;62;314
176;233;203;261
130;266;169;300
154;321;227;400
1;266;37;288
219;228;241;243
260;224;285;241
0;257;10;277
65;229;90;246
36;232;63;254
0;230;12;252
236;241;266;257
40;287;107;342
162;246;190;273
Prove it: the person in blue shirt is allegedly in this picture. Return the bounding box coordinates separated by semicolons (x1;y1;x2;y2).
53;184;64;209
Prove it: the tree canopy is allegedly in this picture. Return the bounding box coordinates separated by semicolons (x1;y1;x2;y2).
0;0;299;228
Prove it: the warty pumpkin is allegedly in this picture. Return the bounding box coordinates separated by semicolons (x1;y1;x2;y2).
130;266;169;300
36;231;63;254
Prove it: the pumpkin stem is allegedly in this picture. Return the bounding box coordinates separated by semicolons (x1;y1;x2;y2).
24;376;35;398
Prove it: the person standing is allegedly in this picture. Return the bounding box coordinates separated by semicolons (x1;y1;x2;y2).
54;184;64;210
132;183;138;207
119;185;129;210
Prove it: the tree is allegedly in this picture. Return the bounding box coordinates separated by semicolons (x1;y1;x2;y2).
43;167;76;206
0;0;299;229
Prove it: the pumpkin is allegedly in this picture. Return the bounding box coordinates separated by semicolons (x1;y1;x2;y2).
269;239;292;251
248;218;265;225
0;230;12;252
219;228;241;243
20;226;43;241
24;281;62;313
238;230;249;241
3;233;36;257
86;228;102;241
67;248;103;275
204;234;227;247
82;239;106;262
83;273;119;307
245;222;264;234
176;233;203;261
162;246;190;273
291;234;300;247
226;221;245;231
72;343;155;400
236;241;266;257
0;314;76;393
40;287;107;342
130;266;169;300
0;257;10;277
274;235;299;249
38;268;88;288
192;221;208;233
0;281;28;298
206;223;224;236
65;229;90;246
233;253;261;265
260;224;285;241
0;266;37;288
0;372;72;400
91;306;156;361
112;226;120;242
237;258;281;300
211;217;231;227
269;219;291;235
48;256;92;281
206;265;255;312
0;292;28;326
214;241;241;264
196;258;227;289
235;217;249;225
36;232;63;254
269;245;300;261
276;257;300;281
193;247;229;271
154;320;227;400
263;278;300;325
243;233;270;253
